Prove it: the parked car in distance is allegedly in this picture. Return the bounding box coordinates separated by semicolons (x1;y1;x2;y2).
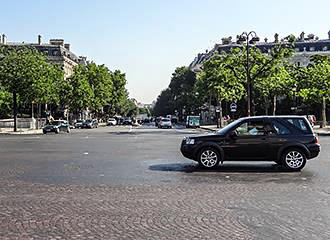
107;118;117;126
181;116;320;171
186;115;200;128
122;117;133;125
74;119;84;128
158;118;172;129
155;117;162;127
43;120;71;134
82;119;98;128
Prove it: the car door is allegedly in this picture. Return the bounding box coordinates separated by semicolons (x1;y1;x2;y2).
223;119;270;160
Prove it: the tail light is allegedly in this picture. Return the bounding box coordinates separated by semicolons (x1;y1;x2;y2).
315;136;320;144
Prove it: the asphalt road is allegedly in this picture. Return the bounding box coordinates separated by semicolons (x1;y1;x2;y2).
0;125;329;240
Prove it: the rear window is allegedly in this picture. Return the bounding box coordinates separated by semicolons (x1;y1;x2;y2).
162;118;170;122
283;118;312;134
272;120;290;135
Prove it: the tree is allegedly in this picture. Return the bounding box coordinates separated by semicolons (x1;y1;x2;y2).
153;67;201;120
66;65;94;116
108;70;129;116
0;46;62;131
254;64;293;115
0;87;12;118
169;67;201;118
198;53;245;127
298;55;330;127
153;88;174;117
85;63;114;116
221;41;294;116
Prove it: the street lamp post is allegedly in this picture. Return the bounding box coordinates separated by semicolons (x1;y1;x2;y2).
238;31;260;116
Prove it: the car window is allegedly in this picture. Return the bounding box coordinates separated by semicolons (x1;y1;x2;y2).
272;120;290;135
235;120;265;136
283;118;311;133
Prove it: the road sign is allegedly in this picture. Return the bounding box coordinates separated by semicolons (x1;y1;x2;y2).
230;103;237;112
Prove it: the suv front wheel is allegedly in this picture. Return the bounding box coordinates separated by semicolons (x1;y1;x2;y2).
282;148;307;171
198;147;220;169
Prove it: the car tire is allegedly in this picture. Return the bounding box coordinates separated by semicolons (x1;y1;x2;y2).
198;147;220;169
43;131;47;134
282;148;307;171
55;129;60;134
67;128;70;133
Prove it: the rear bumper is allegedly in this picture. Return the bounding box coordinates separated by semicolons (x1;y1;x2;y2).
308;144;320;159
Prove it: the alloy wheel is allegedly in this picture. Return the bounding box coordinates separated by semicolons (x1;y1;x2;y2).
200;150;218;168
285;151;304;169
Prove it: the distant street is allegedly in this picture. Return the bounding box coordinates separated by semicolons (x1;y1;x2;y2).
0;125;330;239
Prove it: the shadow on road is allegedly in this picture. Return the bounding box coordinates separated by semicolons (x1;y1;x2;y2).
149;163;301;173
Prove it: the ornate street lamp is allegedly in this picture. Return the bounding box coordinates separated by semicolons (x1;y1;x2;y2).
238;31;259;116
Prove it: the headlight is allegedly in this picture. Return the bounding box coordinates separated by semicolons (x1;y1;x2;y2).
185;137;195;145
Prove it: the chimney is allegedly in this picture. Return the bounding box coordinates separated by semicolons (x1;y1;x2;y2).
2;34;7;44
38;35;42;45
49;39;64;46
64;43;70;51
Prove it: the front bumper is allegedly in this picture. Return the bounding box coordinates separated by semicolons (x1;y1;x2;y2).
180;141;196;160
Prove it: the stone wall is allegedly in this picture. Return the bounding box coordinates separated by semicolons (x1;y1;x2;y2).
0;118;37;129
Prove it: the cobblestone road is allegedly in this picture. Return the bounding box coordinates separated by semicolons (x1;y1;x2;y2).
0;126;329;240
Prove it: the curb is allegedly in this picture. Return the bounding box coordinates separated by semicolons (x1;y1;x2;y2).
0;130;43;135
316;132;330;136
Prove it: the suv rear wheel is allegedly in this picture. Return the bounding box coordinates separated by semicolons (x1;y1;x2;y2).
282;148;306;171
198;147;220;169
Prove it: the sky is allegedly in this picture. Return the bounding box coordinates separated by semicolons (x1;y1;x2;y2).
0;0;329;103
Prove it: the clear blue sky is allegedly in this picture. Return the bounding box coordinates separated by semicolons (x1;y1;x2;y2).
1;0;329;103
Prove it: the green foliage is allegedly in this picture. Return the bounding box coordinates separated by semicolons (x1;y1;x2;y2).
197;52;245;102
153;88;173;116
85;63;114;113
297;55;330;102
108;70;129;116
153;67;201;117
66;65;94;113
0;46;62;104
0;87;12;118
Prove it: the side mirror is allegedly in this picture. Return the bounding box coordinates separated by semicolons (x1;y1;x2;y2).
229;131;237;138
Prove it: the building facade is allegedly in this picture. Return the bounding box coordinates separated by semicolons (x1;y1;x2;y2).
189;30;330;72
0;34;87;79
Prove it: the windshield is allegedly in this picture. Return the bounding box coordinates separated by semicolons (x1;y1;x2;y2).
217;119;242;135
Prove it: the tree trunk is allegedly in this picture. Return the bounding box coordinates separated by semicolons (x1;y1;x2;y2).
13;91;17;132
273;95;277;116
219;100;223;128
321;97;327;128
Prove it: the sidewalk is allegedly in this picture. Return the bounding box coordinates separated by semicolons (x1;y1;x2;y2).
200;125;330;136
0;128;43;135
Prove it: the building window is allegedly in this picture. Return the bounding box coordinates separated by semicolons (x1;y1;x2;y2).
310;47;315;51
323;46;328;51
52;50;60;56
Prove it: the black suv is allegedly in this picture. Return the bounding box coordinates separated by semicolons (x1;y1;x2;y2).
180;116;320;171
